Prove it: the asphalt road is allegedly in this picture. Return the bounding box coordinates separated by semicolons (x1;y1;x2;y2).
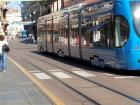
8;38;140;105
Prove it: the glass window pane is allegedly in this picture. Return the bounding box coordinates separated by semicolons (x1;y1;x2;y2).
81;12;114;48
115;16;129;47
131;2;140;37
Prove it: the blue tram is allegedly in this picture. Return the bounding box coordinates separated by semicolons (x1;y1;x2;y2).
37;0;140;70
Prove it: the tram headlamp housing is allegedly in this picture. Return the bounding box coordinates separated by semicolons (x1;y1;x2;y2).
134;8;140;19
131;2;140;37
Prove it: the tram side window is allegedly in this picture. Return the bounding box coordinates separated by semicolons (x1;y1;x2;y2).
81;15;114;48
53;18;60;44
37;30;42;42
47;20;52;43
115;16;129;47
81;24;93;47
53;30;59;43
70;14;79;46
95;18;114;48
70;28;79;46
59;29;66;44
58;18;68;45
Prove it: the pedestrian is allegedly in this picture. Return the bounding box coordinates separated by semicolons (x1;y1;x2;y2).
0;34;9;72
32;36;36;44
29;34;34;44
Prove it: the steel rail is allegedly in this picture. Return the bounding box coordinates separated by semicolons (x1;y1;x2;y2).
28;53;140;104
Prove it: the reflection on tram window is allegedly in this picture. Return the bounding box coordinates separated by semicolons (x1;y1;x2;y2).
37;22;46;43
81;7;114;48
47;20;52;43
115;16;129;47
53;15;68;45
70;29;79;46
53;17;60;44
70;13;79;46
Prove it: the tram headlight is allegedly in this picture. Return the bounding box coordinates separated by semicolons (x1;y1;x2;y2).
134;8;140;19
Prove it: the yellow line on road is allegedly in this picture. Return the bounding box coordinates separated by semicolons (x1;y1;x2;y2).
8;57;65;105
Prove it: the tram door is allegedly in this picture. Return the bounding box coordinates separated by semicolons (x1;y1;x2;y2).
115;16;129;68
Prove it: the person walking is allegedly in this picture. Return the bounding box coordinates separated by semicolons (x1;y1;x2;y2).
0;34;9;72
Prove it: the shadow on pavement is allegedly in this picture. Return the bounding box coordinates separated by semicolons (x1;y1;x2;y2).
31;51;140;77
20;38;33;44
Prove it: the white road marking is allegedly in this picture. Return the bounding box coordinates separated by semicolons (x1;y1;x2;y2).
72;71;95;77
114;76;135;79
103;73;113;76
48;69;62;72
51;72;72;79
71;68;81;70
29;70;41;73
33;73;52;80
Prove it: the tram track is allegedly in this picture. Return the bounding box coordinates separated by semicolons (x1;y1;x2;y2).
10;52;101;105
23;57;101;105
9;42;140;104
26;53;140;104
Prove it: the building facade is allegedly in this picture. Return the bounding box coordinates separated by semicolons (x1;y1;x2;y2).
21;1;49;39
0;2;8;35
51;0;93;12
6;8;24;37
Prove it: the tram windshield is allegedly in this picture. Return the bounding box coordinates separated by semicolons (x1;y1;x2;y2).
131;2;140;36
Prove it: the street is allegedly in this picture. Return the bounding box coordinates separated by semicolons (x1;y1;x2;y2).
8;37;140;105
0;0;139;105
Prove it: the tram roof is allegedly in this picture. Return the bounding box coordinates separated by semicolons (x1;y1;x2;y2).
38;0;113;22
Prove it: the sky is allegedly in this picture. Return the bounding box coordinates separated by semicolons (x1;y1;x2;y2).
7;2;21;10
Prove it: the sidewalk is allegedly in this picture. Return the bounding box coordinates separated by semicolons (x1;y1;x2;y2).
0;59;53;105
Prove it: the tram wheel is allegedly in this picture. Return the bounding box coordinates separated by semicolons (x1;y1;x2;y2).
57;50;64;58
99;60;105;68
90;58;95;66
39;46;43;53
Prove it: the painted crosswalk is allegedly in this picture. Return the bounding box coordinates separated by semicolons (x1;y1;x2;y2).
103;73;113;76
33;73;52;80
30;69;137;80
51;72;72;79
48;69;62;72
114;76;136;79
29;70;41;73
72;71;96;77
